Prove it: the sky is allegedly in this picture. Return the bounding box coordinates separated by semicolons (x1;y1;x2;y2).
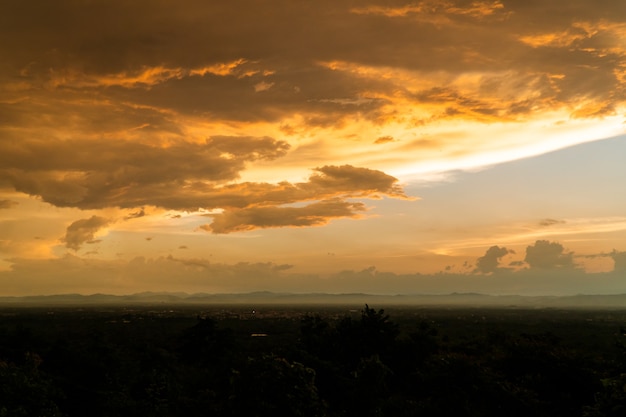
1;0;625;296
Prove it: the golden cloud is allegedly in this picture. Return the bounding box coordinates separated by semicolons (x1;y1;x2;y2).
63;215;111;250
202;199;367;233
0;199;18;209
351;1;507;20
0;136;290;209
1;0;625;239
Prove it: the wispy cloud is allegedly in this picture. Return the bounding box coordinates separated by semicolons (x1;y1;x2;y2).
0;199;18;209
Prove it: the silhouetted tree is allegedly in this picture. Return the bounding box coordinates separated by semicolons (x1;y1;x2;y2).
300;314;335;359
179;316;232;363
583;328;626;417
230;355;327;417
0;354;65;417
360;305;399;357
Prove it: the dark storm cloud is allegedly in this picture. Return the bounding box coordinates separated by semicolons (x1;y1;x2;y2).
0;129;404;210
0;136;289;209
63;215;110;250
2;0;625;127
122;65;391;125
5;134;285;177
2;0;625;236
0;122;406;230
0;0;393;126
0;97;185;146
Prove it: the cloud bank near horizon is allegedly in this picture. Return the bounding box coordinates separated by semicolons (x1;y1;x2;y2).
1;240;624;296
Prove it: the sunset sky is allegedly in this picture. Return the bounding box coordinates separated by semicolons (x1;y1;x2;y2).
1;0;625;296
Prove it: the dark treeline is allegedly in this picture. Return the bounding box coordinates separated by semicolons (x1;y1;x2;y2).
1;305;626;416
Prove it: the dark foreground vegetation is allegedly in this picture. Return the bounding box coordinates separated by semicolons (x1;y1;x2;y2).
1;304;626;416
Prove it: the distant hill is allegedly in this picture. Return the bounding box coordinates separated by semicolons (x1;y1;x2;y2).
1;291;626;308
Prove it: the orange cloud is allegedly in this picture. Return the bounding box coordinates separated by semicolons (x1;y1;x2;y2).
374;136;394;144
0;136;290;209
1;0;625;259
444;1;506;19
63;216;110;251
46;59;270;90
189;59;249;77
0;199;18;209
48;66;186;89
202;199;367;233
0;126;408;232
351;1;506;20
